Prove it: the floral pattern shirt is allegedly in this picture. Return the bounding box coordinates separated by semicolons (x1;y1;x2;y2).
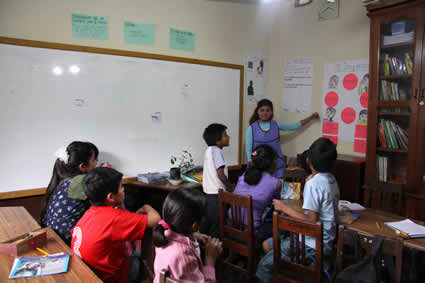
42;177;90;244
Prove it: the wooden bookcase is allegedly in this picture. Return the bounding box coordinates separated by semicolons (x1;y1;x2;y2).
365;0;425;220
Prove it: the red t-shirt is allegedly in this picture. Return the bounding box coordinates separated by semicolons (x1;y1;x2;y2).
71;206;147;283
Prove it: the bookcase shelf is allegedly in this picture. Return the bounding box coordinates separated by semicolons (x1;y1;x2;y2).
366;0;425;220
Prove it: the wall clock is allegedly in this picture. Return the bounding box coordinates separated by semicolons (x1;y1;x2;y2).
318;0;339;21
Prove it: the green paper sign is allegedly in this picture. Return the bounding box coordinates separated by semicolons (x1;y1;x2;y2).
170;28;195;52
72;13;109;40
124;22;156;46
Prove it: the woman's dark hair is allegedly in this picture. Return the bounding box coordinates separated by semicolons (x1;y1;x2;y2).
41;141;96;221
244;144;277;185
249;98;274;124
308;137;337;173
153;188;207;247
83;167;123;206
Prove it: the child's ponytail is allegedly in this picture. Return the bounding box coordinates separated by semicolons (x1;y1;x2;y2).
244;144;277;185
152;223;168;247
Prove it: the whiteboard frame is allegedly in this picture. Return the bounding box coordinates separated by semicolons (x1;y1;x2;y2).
0;36;244;199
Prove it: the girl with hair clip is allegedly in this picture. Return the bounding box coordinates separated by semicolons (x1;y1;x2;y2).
233;144;281;242
153;188;223;283
41;141;99;244
247;99;319;178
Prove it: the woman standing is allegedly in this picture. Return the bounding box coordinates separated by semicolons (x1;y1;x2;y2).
246;99;319;178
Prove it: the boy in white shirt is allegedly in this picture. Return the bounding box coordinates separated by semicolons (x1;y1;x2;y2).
256;137;339;283
200;123;233;237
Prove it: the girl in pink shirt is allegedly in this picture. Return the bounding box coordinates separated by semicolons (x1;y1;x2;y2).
153;188;223;283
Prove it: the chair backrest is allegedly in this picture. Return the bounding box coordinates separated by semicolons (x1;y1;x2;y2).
367;181;403;215
336;225;403;283
272;212;323;283
159;269;182;283
218;189;255;257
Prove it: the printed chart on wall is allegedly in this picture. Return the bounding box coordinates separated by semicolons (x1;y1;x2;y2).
244;52;268;104
321;59;369;154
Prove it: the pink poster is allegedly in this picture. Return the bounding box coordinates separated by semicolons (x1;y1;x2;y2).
323;135;338;145
354;139;367;154
322;121;339;135
354;125;367;139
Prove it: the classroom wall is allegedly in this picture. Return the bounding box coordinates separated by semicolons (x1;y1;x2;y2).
266;0;370;158
0;0;369;176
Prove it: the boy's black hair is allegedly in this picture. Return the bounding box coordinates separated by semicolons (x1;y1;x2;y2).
152;188;207;247
83;167;123;206
203;123;227;146
308;137;337;173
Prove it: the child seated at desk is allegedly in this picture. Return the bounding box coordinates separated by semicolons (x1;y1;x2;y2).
153;188;223;283
200;123;233;238
233;144;281;242
256;137;340;283
71;167;160;283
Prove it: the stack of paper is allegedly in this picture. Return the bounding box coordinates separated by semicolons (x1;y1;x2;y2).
384;219;425;238
338;200;365;211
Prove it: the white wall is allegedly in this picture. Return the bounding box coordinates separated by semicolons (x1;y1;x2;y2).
0;0;370;172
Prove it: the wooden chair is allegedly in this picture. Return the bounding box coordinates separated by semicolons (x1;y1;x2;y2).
218;189;256;282
272;212;323;283
366;181;403;215
336;225;403;283
159;269;182;283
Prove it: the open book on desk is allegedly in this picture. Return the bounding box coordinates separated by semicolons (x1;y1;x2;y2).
9;253;70;279
384;219;425;238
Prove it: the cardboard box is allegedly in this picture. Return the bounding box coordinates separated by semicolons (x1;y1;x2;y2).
0;230;46;257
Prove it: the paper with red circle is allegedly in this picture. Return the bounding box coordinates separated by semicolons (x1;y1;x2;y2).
355;125;367;139
354;139;367;154
322;121;339;135
343;73;358;90
360;92;368;108
325;91;339;107
323;135;338;145
341;107;356;124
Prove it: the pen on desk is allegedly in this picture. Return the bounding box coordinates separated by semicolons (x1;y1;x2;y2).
395;230;409;238
36;247;49;255
376;222;381;230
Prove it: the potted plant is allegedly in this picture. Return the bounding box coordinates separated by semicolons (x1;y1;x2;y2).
169;150;194;184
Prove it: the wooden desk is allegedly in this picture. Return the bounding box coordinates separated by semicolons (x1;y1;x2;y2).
0;206;41;242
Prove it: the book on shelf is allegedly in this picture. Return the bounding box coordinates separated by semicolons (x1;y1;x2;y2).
9;253;70;279
380;80;408;101
382;31;414;45
182;166;203;183
384;219;425;238
281;182;301;200
137;172;168;183
377;155;389;182
381;52;413;76
378;119;408;149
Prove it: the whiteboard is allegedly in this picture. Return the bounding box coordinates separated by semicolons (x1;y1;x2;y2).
0;39;242;193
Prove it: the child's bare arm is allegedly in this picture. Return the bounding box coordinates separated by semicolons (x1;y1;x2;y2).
136;204;161;227
217;167;233;192
273;199;318;223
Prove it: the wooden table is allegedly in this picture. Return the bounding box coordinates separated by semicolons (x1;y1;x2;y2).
0;207;41;242
0;206;101;282
280;200;425;251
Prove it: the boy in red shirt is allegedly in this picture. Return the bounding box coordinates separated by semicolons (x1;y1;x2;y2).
71;167;160;283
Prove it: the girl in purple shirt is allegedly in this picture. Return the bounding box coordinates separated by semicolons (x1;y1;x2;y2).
233;144;281;242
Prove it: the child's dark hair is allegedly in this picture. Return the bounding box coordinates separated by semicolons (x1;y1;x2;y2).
41;141;97;220
308;137;337;173
299;150;312;175
86;142;99;160
203;123;227;146
153;188;207;247
244;145;277;185
83;167;123;206
359;109;368;117
249;98;274;124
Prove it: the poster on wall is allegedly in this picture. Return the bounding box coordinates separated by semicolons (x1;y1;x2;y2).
282;57;314;113
244;53;268;104
321;59;369;153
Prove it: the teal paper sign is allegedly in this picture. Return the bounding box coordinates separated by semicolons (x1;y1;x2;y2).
170;28;196;52
124;22;156;46
72;13;109;40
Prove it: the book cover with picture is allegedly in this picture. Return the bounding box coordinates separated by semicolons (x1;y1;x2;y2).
338;212;360;225
281;182;301;200
9;253;70;279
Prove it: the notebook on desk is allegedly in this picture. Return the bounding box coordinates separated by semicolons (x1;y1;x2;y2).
384;219;425;238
